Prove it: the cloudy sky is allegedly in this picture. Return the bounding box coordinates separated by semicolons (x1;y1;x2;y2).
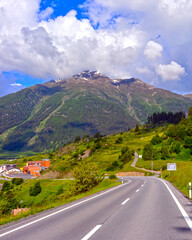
0;0;192;96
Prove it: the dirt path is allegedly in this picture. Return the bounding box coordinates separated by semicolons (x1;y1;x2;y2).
132;152;161;176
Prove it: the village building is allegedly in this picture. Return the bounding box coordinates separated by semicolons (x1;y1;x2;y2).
0;164;20;174
23;159;50;177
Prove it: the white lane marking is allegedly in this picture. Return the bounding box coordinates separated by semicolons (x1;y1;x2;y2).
141;184;144;187
81;225;102;240
136;189;140;192
160;179;192;231
121;198;130;205
0;180;131;238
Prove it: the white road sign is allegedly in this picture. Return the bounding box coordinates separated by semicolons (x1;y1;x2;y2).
167;163;177;171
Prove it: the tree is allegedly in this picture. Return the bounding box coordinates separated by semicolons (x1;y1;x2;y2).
151;134;162;145
11;178;23;185
1;181;12;192
94;132;102;139
119;146;134;164
135;124;139;132
161;145;169;159
184;136;192;148
29;181;42;196
74;136;81;143
73;163;103;192
143;144;157;161
188;107;192;118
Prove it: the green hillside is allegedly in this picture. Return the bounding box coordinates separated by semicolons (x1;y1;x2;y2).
1;108;192;224
0;70;192;155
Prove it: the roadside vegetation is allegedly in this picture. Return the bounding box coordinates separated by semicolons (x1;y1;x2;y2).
1;107;192;224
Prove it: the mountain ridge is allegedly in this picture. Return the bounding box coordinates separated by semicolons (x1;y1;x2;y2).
0;70;192;153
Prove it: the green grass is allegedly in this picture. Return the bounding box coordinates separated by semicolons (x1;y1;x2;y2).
0;179;120;225
162;161;192;197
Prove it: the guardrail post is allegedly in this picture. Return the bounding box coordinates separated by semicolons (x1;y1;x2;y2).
189;182;191;199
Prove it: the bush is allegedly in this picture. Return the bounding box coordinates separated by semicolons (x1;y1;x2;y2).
1;181;13;192
161;145;169;159
91;142;101;153
11;178;24;185
184;136;192;148
73;162;103;193
106;161;120;171
143;144;157;161
116;137;123;144
56;186;64;195
29;181;42;196
151;134;162;145
109;174;117;179
135;123;139;132
74;136;81;143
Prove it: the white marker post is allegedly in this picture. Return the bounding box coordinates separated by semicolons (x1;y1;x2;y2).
189;182;191;199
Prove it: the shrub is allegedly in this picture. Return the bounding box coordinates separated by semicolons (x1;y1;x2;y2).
73;162;104;193
109;174;117;179
91;142;101;153
135;123;139;132
184;136;192;148
56;186;64;195
161;145;169;159
106;161;120;171
29;181;42;196
74;136;81;143
116;137;123;144
151;134;162;145
120;150;133;164
1;181;13;192
143;144;157;161
11;178;24;185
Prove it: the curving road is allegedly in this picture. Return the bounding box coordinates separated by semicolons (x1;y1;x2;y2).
0;177;192;240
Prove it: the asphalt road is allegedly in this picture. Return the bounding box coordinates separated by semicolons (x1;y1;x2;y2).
0;177;192;240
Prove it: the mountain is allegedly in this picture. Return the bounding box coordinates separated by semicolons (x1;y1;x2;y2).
185;94;192;99
0;70;192;153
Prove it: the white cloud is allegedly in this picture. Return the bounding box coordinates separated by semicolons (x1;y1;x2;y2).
0;0;192;94
144;41;163;60
38;7;54;21
156;61;185;81
10;83;23;87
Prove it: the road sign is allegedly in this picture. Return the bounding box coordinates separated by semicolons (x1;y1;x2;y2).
167;163;177;171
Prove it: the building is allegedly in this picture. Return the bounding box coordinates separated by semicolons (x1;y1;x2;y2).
23;159;50;177
0;164;20;174
23;166;41;177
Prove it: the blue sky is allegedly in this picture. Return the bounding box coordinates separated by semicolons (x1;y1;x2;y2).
0;0;192;97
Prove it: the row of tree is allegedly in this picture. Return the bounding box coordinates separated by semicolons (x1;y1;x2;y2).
147;111;184;125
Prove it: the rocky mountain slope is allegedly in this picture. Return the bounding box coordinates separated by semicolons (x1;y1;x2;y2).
0;70;191;153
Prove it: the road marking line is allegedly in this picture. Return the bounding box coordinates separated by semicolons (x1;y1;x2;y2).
81;225;102;240
141;184;144;187
121;198;130;205
136;189;140;192
160;179;192;231
0;180;131;238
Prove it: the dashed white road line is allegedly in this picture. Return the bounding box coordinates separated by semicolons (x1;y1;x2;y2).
141;184;144;187
136;189;140;192
0;180;131;238
81;225;102;240
121;198;130;205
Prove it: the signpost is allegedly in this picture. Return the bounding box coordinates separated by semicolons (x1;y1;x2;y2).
167;163;177;171
167;163;177;176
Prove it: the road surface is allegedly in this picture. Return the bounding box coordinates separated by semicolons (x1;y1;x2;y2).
0;177;192;240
